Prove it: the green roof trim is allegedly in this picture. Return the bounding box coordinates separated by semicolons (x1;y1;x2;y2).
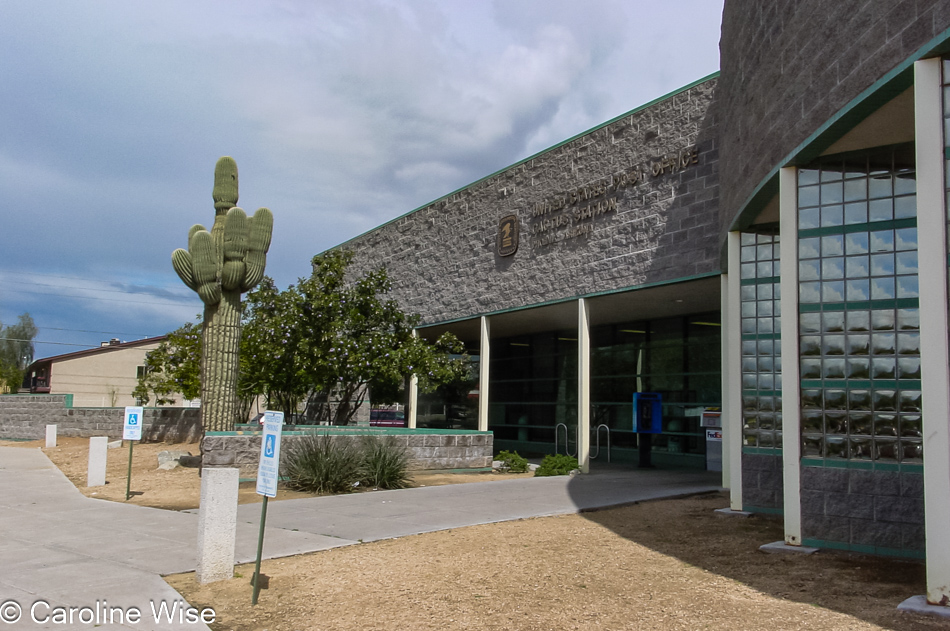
328;72;720;253
727;27;950;235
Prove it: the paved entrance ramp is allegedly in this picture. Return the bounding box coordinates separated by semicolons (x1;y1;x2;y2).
0;447;345;631
235;466;721;542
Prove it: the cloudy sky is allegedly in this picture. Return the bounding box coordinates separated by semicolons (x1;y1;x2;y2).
0;0;723;362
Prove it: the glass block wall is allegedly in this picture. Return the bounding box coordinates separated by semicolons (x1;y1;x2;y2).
797;146;922;463
739;232;783;449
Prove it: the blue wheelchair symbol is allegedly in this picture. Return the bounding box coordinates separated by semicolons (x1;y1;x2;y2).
264;434;275;458
128;414;138;425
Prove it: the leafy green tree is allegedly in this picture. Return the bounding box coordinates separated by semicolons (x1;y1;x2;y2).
0;313;38;393
133;321;202;405
243;251;469;424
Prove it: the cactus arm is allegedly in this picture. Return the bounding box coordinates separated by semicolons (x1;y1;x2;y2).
241;207;273;291
171;249;197;290
188;224;207;244
212;157;239;214
221;207;249;290
190;230;221;305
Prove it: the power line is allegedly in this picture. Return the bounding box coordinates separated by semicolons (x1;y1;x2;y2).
0;286;198;307
41;326;156;336
1;269;183;288
0;278;190;297
0;338;99;348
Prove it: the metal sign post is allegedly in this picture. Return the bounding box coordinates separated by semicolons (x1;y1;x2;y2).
252;411;283;605
123;406;143;500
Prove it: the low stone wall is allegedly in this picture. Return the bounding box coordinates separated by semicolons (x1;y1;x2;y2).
202;430;494;476
0;394;201;443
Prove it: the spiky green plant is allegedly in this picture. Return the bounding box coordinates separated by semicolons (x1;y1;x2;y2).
359;436;412;489
282;433;364;494
171;157;273;431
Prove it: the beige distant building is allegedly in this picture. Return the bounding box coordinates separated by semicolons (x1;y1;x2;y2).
23;337;192;408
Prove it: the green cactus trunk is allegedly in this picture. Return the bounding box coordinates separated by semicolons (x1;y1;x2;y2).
200;289;241;432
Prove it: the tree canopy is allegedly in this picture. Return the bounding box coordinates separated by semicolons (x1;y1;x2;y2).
0;313;38;393
243;251;469;424
136;251;469;427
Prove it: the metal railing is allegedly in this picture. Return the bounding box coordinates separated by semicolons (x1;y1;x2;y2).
590;424;611;462
556;423;611;462
555;423;577;457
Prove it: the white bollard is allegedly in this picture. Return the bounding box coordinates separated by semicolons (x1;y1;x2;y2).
45;425;57;448
86;437;108;487
196;467;239;584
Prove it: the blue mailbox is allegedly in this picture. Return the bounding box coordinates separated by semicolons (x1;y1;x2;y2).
633;392;662;434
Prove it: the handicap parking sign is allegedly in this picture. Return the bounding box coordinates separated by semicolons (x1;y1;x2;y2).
256;411;284;498
123;406;143;441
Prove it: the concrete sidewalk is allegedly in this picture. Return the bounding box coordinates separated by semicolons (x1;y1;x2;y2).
0;446;721;630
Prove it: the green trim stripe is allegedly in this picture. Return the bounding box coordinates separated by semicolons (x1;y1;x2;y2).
742;390;782;398
742;446;782;455
802;538;924;559
800;379;921;389
740;276;780;286
797;217;917;238
741;333;781;341
801;457;922;473
743;505;784;516
799;298;919;313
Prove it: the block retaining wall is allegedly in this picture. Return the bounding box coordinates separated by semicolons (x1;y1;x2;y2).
202;431;494;477
0;394;201;443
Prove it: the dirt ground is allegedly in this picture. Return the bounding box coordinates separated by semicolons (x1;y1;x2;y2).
3;437;945;630
0;437;533;510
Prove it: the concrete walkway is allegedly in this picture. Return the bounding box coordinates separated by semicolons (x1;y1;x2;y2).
0;446;721;630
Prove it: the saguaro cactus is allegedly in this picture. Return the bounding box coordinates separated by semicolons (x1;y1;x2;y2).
172;157;273;431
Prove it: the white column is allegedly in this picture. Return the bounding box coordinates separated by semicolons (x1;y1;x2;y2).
914;56;950;606
86;436;108;487
779;166;803;545
407;330;419;429
45;424;57;448
723;242;743;508
478;316;490;432
578;298;591;473
196;467;239;584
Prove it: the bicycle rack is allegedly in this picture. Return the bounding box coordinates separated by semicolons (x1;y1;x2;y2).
590;424;611;462
555;423;577;457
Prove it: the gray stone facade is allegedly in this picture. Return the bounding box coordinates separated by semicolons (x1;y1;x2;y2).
340;77;720;326
742;453;784;511
0;394;201;443
801;466;924;555
202;431;493;477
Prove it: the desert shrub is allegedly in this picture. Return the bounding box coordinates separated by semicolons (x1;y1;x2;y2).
534;454;579;477
360;436;412;489
282;433;363;494
495;450;529;473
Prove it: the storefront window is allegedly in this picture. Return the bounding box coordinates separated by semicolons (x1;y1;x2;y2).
797;146;921;462
488;313;720;464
